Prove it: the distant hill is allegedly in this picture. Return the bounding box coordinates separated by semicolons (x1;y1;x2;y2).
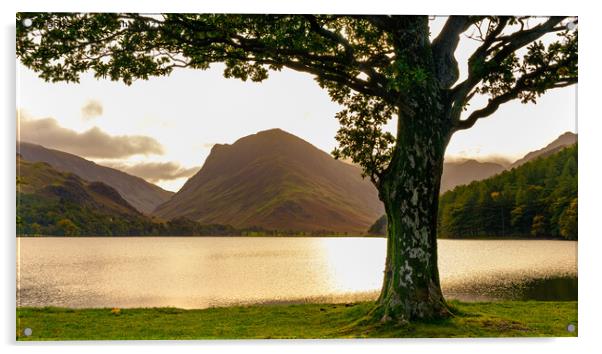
510;132;577;169
17;156;157;235
440;132;577;193
154;129;384;233
17;142;173;214
440;159;506;193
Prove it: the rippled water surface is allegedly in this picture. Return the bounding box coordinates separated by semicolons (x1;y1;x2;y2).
17;237;577;308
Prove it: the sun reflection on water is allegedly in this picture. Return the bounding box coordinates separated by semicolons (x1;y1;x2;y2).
316;238;385;294
17;237;577;308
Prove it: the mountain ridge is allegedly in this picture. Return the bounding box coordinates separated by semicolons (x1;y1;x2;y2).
17;141;173;214
17;155;156;235
510;132;577;169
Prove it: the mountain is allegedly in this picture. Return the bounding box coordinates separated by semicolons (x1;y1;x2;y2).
510;132;577;169
17;155;293;237
17;142;173;214
153;129;384;233
440;159;506;193
17;155;156;235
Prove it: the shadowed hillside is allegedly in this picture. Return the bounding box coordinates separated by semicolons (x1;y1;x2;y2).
17;155;156;235
18;142;173;214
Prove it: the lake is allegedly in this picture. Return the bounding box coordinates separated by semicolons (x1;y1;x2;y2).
16;237;577;309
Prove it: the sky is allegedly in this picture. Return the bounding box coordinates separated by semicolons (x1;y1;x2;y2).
16;17;577;192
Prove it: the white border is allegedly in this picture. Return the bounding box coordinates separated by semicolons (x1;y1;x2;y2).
3;1;599;353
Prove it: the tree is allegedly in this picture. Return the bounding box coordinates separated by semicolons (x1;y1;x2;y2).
56;218;79;236
559;198;578;240
490;191;506;236
30;222;42;236
531;214;547;237
16;176;24;229
16;14;577;324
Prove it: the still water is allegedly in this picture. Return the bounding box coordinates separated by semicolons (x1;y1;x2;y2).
16;237;577;308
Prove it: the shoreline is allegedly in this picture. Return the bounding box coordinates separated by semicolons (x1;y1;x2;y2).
16;300;578;340
16;235;575;241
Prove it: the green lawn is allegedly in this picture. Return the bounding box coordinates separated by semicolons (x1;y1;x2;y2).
16;300;577;340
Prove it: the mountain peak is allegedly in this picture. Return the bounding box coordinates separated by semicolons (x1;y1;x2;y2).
558;131;577;139
257;128;289;135
154;129;383;233
209;129;306;155
235;128;302;144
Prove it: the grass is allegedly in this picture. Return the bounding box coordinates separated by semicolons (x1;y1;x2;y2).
16;300;577;340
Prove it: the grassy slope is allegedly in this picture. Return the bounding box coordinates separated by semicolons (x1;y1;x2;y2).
18;157;140;216
16;301;577;340
17;157;167;236
154;129;383;233
19;142;174;214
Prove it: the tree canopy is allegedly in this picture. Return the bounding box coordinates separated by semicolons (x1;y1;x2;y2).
16;14;577;184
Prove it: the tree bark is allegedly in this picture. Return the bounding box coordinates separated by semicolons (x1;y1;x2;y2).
374;113;452;324
364;16;454;324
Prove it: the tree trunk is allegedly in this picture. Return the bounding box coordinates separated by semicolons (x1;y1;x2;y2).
361;15;453;324
374;116;451;324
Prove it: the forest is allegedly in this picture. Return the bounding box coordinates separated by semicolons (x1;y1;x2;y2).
438;145;577;240
16;195;344;237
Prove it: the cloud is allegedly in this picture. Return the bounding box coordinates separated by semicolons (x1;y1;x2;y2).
19;115;164;158
81;100;103;120
104;162;200;182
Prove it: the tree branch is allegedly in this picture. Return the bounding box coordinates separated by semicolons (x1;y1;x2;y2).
304;15;354;62
168;14;394;101
431;16;475;87
454;61;577;131
303;15;391;98
450;16;568;123
488;21;567;56
449;17;511;101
